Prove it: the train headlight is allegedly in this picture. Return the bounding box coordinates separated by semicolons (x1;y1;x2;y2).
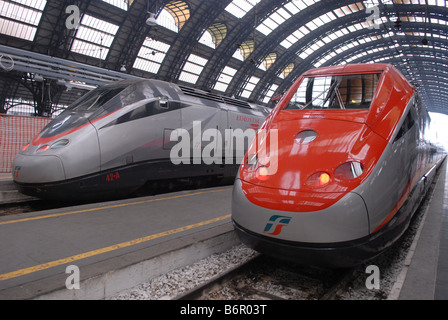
21;143;30;152
51;139;70;149
334;161;364;180
307;172;331;187
256;166;270;181
36;145;50;153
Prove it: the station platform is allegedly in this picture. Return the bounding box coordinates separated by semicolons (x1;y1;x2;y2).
0;185;238;299
1;160;448;300
394;160;448;300
0;173;36;204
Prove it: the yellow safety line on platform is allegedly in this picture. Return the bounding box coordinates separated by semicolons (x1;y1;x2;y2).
0;188;230;226
0;214;231;281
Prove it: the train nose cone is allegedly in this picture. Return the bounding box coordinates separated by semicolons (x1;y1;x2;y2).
232;178;370;244
12;154;65;184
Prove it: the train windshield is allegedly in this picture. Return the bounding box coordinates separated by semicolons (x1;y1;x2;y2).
286;73;381;110
67;86;127;112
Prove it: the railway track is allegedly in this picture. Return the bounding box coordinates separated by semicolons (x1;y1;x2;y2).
175;254;358;300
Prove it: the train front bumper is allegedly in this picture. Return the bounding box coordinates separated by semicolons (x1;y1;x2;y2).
231;178;378;267
12;154;65;184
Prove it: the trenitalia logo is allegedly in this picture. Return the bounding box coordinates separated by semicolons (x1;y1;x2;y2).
169;121;278;175
263;215;292;236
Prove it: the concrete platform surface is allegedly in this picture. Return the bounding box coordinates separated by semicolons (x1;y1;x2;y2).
396;161;448;300
0;186;238;299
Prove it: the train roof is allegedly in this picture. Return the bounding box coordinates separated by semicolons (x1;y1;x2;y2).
102;78;269;112
302;63;414;90
303;63;392;75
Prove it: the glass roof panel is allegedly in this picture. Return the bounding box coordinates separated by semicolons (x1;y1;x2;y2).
101;0;131;11
263;83;278;104
241;76;260;98
280;63;294;79
239;40;255;60
199;30;214;48
157;9;178;32
257;0;321;36
164;1;190;31
179;54;208;84
199;23;227;48
70;14;119;60
133;38;170;74
225;0;261;19
256;7;291;35
214;66;237;92
0;0;46;41
308;11;448;69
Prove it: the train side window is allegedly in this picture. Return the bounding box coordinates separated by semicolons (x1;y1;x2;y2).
113;102;152;125
393;110;416;143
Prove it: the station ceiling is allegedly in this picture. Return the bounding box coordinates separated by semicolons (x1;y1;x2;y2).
1;0;447;115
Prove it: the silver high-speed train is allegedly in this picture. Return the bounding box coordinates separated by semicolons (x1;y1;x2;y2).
12;79;270;200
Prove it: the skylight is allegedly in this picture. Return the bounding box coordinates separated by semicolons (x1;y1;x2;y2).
133;38;171;74
71;14;119;60
263;83;279;104
241;76;260;99
225;0;261;19
309;11;448;69
0;0;47;41
179;54;208;84
199;23;227;49
101;0;131;11
256;0;322;36
157;1;190;33
214;66;237;92
256;7;291;36
280;3;363;50
314;35;387;67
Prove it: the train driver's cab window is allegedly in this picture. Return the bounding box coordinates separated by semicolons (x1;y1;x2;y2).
67;86;127;112
286;73;380;110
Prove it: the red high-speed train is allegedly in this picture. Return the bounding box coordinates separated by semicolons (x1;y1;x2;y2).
232;63;445;268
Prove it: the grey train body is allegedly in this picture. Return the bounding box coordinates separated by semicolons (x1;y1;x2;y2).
13;79;270;200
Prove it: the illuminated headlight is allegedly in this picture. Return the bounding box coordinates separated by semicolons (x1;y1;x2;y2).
334;161;364;180
51;139;70;149
36;145;50;153
307;171;331;187
35;139;69;153
256;166;270;181
21;143;30;152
